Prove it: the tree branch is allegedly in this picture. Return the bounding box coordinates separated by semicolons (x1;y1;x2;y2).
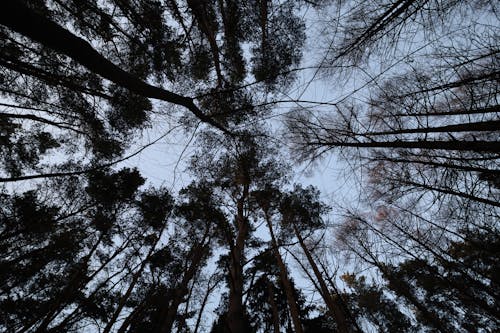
0;1;230;134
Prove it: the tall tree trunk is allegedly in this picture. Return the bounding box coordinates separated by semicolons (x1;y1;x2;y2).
266;278;281;333
264;213;303;333
369;156;499;175
364;119;500;136
394;179;500;207
397;70;500;98
186;0;224;87
388;104;499;117
292;223;350;333
102;234;163;333
226;184;249;333
158;230;210;333
194;274;221;333
312;139;500;153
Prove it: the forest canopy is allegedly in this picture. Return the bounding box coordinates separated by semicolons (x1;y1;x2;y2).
0;0;498;332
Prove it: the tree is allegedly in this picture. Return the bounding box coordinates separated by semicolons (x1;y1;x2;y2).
244;250;312;333
0;2;310;328
186;131;283;333
283;3;499;330
0;167;154;332
253;187;306;333
335;203;500;331
1;0;498;332
0;0;307;185
341;274;417;332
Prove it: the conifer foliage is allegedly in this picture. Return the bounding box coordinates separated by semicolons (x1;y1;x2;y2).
1;0;498;332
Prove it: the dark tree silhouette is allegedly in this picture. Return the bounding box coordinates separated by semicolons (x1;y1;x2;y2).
0;0;498;332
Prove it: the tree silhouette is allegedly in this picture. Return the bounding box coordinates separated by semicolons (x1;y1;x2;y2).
0;0;498;332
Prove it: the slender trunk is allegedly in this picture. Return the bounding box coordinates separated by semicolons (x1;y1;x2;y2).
364;119;500;136
397;70;500;98
264;213;303;333
388;104;499;117
313;139;500;153
187;0;224;87
19;234;104;333
381;218;499;302
370;156;500;175
266;278;281;333
116;297;149;333
0;112;83;134
158;231;210;333
259;0;268;52
226;184;249;333
316;259;363;333
352;213;497;300
46;238;134;332
358;242;451;333
336;0;414;59
194;275;221;333
0;101;71;117
292;224;350;333
0;56;112;99
396;179;500;207
102;234;163;333
384;268;450;333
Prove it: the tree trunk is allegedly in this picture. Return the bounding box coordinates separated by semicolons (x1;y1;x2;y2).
266;278;281;333
194;275;221;333
370;156;500;175
187;0;224;87
395;179;500;207
313;139;500;153
226;184;249;333
158;230;210;333
116;298;148;333
265;213;303;333
389;104;499;117
102;235;163;333
292;223;350;333
364;119;500;136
